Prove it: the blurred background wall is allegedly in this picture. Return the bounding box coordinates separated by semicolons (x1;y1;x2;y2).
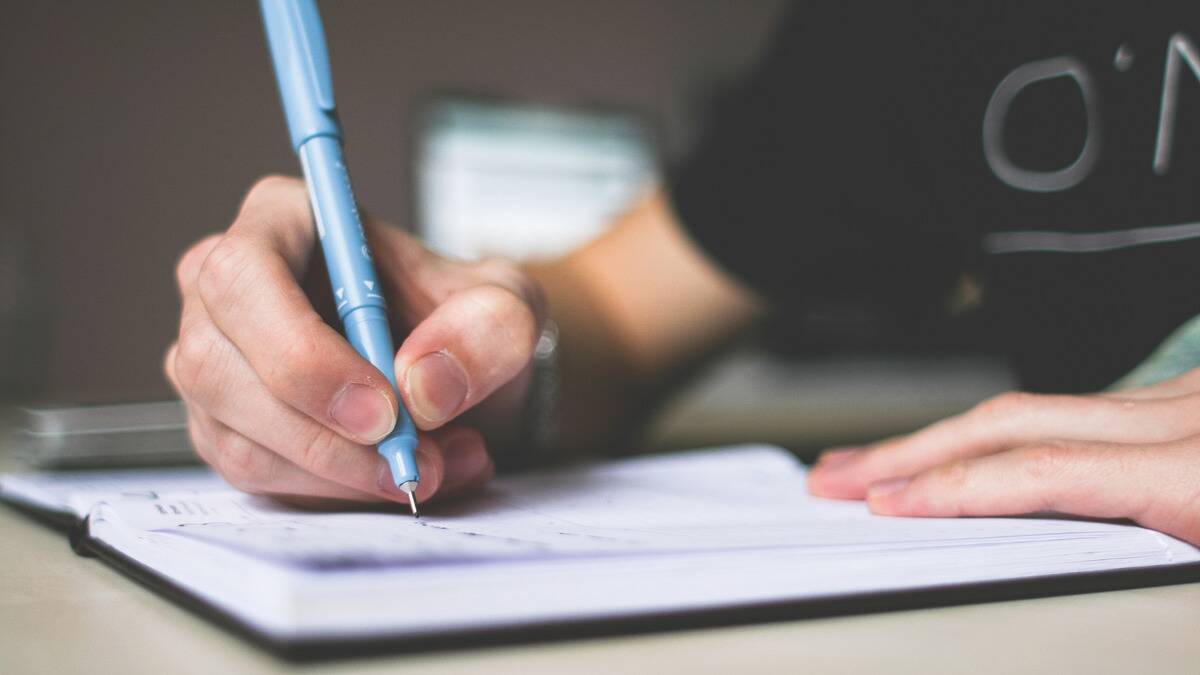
0;0;786;404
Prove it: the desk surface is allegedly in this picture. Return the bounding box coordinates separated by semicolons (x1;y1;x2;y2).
3;506;1199;674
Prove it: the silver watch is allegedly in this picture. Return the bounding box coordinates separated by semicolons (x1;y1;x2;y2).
511;319;560;467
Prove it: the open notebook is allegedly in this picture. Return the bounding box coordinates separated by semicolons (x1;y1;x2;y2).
3;445;1199;657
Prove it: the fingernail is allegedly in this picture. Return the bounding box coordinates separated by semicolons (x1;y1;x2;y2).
443;435;491;488
330;384;396;443
815;447;862;470
406;352;468;425
868;477;911;499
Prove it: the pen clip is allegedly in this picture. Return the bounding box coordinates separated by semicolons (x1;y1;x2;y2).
286;0;335;112
261;0;342;148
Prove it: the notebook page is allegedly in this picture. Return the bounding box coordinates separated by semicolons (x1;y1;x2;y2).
84;445;1200;639
0;467;223;519
98;445;1197;567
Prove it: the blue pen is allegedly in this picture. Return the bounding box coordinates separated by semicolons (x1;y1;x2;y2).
259;0;421;514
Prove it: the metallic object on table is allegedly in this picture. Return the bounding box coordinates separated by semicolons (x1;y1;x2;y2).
12;400;196;469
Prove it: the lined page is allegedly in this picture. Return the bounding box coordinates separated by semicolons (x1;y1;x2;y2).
94;445;1200;570
83;445;1200;639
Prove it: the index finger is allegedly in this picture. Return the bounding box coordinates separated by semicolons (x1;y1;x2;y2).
808;391;1194;500
197;176;400;446
864;440;1200;547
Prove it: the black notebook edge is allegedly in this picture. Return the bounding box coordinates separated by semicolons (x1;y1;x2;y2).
2;496;80;533
66;513;1200;663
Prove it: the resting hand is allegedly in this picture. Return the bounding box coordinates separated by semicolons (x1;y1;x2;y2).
165;176;545;506
808;370;1200;546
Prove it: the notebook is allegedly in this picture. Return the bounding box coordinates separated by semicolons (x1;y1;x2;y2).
3;445;1199;658
0;465;223;527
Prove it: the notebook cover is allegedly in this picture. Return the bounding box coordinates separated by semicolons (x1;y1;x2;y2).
1;496;80;532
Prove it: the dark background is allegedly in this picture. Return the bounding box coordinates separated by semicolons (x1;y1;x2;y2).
0;0;785;403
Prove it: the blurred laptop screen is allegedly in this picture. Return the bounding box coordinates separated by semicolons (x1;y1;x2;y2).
416;98;657;261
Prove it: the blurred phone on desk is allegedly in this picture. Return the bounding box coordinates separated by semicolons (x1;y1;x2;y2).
12;401;196;469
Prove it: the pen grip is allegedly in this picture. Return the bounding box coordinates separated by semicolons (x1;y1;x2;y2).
347;304;419;483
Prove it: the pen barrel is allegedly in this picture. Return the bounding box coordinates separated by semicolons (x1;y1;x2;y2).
299;135;419;483
262;0;420;488
298;136;384;320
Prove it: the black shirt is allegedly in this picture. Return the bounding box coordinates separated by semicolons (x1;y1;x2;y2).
671;1;1200;392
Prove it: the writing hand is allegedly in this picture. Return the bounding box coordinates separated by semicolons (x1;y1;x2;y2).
165;177;545;506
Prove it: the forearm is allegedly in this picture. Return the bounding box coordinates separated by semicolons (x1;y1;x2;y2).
525;258;642;451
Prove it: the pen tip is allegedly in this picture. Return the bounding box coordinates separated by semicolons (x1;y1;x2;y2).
407;491;419;518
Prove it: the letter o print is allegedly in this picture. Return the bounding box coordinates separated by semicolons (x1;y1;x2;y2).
982;56;1101;193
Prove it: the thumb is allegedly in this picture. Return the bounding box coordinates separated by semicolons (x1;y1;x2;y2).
394;283;541;429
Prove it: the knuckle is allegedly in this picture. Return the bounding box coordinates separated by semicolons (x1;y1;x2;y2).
296;425;345;480
930;460;972;491
175;234;223;291
197;236;259;312
173;326;223;396
243;174;301;208
186;423;214;467
473;284;540;352
974;391;1035;419
240;175;310;231
262;319;328;397
214;432;272;493
163;343;179;388
1019;442;1072;481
